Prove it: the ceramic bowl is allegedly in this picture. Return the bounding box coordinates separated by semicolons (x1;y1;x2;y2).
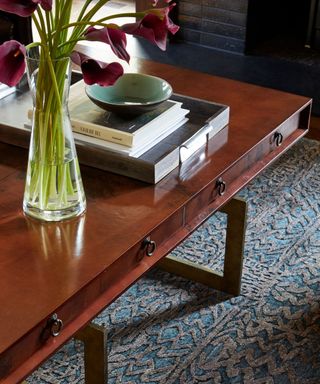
85;73;173;115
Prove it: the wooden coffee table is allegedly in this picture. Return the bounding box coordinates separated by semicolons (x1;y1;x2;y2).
0;58;311;384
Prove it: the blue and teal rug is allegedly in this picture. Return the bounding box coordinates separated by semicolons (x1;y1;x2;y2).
27;138;320;383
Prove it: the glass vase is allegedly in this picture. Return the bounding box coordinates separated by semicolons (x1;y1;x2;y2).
23;49;86;221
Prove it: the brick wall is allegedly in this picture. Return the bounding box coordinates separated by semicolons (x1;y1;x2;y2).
176;0;249;53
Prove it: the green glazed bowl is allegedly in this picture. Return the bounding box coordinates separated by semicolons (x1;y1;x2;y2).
85;73;173;116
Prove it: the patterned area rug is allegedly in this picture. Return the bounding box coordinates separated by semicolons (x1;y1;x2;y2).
27;138;320;383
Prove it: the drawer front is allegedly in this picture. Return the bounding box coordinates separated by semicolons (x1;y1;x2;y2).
0;207;185;381
185;110;304;224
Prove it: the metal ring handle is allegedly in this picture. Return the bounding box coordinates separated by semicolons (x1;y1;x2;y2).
143;237;157;256
216;178;226;196
274;132;283;147
50;313;63;337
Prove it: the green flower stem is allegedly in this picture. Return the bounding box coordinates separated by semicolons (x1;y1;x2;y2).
57;37;86;51
54;0;60;27
28;53;71;209
62;12;144;30
56;12;144;54
45;12;53;51
36;8;49;44
54;0;73;52
77;0;97;22
66;0;114;44
31;14;47;45
81;0;112;23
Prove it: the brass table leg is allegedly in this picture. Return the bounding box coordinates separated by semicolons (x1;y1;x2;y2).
158;197;247;295
74;322;108;384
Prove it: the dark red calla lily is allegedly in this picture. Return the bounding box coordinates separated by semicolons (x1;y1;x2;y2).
71;51;123;86
39;0;52;11
0;0;52;17
0;0;37;17
0;40;26;86
84;25;130;63
121;5;179;51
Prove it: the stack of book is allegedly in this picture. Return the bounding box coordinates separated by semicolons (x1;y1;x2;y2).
68;80;190;158
66;80;230;183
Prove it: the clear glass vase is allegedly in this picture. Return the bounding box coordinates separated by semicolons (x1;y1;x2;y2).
23;49;86;221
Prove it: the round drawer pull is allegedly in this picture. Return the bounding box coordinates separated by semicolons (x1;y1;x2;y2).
143;237;157;256
50;313;63;337
274;132;283;147
216;178;226;196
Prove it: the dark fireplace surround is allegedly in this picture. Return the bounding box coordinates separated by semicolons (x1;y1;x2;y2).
174;0;320;55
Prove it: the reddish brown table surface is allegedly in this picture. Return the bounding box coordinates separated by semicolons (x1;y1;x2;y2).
0;58;311;383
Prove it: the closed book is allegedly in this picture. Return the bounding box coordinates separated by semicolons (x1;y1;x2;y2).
69;80;189;147
73;116;189;157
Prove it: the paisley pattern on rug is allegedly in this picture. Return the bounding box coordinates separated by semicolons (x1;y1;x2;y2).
27;138;320;383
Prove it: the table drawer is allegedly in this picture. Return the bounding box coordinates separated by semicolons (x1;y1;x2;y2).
185;108;308;223
0;208;185;382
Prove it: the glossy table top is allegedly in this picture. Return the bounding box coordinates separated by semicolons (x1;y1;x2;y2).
0;58;311;382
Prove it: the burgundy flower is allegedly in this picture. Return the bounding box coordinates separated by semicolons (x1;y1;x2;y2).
121;5;179;50
0;40;26;86
39;0;52;11
84;25;130;63
0;0;52;17
71;51;123;86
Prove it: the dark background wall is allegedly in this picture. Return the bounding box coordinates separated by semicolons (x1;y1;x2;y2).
0;12;32;45
168;0;317;54
177;0;248;53
246;0;312;53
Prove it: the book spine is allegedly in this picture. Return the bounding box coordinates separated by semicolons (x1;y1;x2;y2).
28;107;135;147
71;120;133;147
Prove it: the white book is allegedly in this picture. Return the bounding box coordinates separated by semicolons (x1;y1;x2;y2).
73;116;189;157
68;80;189;148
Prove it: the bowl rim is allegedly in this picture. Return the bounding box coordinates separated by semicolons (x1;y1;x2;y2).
85;73;173;107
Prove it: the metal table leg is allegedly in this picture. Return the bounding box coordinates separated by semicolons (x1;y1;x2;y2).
158;197;247;296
